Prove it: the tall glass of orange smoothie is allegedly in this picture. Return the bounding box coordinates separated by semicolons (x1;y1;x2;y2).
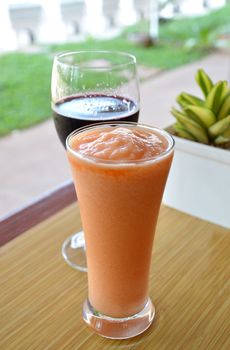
66;122;174;339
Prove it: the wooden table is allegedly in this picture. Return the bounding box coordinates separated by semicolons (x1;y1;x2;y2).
1;182;230;350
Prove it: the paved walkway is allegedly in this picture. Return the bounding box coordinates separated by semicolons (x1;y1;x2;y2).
0;51;229;218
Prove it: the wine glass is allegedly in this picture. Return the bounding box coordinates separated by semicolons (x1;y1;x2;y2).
51;50;140;271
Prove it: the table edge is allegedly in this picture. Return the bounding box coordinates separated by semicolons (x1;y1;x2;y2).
0;181;76;246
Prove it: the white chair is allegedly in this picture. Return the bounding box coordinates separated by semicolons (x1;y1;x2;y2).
133;0;150;20
60;0;86;34
9;2;42;44
102;0;120;27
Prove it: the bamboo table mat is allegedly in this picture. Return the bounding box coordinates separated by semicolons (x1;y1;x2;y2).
1;203;230;350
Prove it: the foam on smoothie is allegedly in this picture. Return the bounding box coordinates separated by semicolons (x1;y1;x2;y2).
70;126;169;161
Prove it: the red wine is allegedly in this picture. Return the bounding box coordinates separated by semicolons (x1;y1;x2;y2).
52;94;139;147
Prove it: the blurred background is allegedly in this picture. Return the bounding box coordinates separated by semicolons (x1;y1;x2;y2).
0;0;229;217
0;0;228;51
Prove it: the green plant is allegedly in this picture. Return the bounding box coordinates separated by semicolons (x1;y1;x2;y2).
171;69;230;147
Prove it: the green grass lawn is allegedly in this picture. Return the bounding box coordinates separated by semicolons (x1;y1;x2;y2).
0;3;229;137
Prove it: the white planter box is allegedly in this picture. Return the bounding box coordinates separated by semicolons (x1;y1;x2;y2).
163;135;230;229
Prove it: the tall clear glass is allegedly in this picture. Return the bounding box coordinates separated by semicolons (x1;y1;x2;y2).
51;51;139;271
66;122;174;339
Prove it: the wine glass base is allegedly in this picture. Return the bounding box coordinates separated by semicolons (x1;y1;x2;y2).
61;231;88;272
83;297;155;339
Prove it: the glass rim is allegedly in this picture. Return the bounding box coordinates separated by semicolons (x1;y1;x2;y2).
66;122;175;166
54;50;137;70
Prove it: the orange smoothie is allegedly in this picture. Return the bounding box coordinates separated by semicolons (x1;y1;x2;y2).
67;124;174;318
